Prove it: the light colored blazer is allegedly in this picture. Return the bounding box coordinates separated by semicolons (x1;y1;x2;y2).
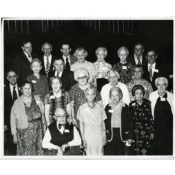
149;90;173;119
10;95;45;136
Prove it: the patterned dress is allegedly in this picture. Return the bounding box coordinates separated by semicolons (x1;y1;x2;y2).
17;96;43;155
94;61;111;92
113;62;133;84
69;83;102;126
27;74;49;102
127;79;153;101
44;89;70;124
129;99;154;155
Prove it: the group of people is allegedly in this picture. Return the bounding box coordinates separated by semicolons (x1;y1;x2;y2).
4;40;174;156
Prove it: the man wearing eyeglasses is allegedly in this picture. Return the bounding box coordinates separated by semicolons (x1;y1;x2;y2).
128;43;148;68
144;50;162;90
4;70;21;155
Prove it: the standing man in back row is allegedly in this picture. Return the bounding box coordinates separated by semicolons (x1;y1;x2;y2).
128;43;148;69
60;43;78;70
40;42;55;79
13;40;35;83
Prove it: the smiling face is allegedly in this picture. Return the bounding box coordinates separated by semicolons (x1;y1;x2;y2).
156;79;167;95
61;44;71;57
146;51;157;65
21;83;32;97
118;49;128;62
85;89;96;103
31;61;42;74
77;50;85;63
108;71;119;86
53;59;64;73
22;42;32;56
77;72;88;86
133;67;142;80
110;89;121;104
134;89;144;103
55;109;67;125
51;78;62;92
134;44;144;57
7;71;18;86
97;49;105;61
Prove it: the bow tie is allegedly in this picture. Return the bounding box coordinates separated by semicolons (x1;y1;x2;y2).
58;124;65;129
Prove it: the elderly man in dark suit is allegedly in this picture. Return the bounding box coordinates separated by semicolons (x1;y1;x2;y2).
40;42;55;79
4;70;21;155
51;58;76;91
143;50;163;90
13;40;35;83
128;43;148;68
60;43;78;70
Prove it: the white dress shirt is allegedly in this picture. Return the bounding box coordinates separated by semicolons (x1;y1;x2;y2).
54;71;63;77
24;52;32;62
148;62;157;78
134;54;143;65
42;126;82;150
10;84;19;99
101;82;130;108
63;55;70;64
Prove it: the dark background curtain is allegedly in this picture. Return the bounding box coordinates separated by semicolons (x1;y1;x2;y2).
3;20;173;77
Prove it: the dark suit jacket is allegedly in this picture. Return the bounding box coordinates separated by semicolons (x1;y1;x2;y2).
128;54;148;67
12;52;35;83
51;69;76;91
62;54;78;65
143;62;163;90
40;55;55;80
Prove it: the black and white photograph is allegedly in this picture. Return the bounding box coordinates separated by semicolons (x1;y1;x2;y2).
2;19;174;157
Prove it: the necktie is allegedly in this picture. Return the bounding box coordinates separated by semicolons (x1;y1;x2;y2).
65;57;70;70
149;65;153;80
46;57;50;75
28;55;32;62
137;57;141;65
13;86;17;101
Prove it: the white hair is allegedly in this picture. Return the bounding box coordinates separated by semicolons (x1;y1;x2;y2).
155;77;168;87
74;68;90;82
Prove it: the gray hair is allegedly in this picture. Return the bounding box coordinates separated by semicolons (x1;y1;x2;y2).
107;69;120;79
117;46;129;56
74;68;90;82
155;77;168;88
95;47;108;57
74;48;88;58
109;87;123;100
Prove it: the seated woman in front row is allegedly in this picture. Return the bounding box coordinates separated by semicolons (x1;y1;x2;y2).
42;108;82;156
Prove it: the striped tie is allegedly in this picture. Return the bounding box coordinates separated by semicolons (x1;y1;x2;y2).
46;57;50;75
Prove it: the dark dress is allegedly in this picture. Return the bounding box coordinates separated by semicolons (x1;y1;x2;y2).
113;62;133;84
129;99;154;155
153;93;173;155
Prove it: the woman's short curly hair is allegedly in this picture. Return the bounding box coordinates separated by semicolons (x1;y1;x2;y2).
132;84;145;96
74;48;88;58
95;47;108;57
74;68;90;82
117;46;129;56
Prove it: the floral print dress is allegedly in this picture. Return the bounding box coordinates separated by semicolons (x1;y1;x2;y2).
129;99;154;155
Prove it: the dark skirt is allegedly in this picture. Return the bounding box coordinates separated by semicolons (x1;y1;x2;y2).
104;128;125;155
